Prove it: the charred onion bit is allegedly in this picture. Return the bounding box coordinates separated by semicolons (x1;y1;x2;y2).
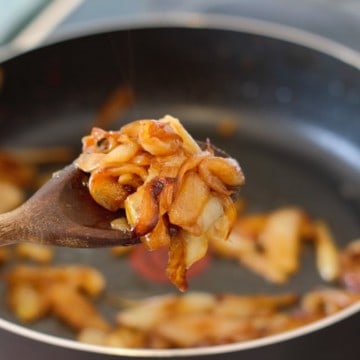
75;115;244;290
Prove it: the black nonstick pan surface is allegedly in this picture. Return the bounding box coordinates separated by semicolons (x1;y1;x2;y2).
0;16;359;359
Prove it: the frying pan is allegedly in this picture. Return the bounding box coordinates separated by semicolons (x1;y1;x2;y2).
0;14;359;360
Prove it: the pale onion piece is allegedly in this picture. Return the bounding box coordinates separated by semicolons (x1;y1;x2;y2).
130;152;152;166
15;243;54;264
7;284;50;323
5;265;105;297
89;170;130;211
301;288;360;316
0;180;25;213
142;215;170;250
4;265;105;295
106;164;148;181
49;284;110;331
214;294;297;318
251;313;305;337
5;265;48;286
207;213;233;246
181;195;225;243
145;163;163;183
343;238;360;253
138;120;182;156
120;119;143;139
234;214;268;238
89;127;111;141
100;142;139;166
111;217;131;232
182;196;225;237
105;327;146;348
115;133;135;147
196;195;224;234
117;173;142;187
199;156;245;190
212;231;289;284
159;115;201;154
168;171;209;227
30;265;105;297
207;196;237;243
155;314;214;348
116;295;177;331
156;313;252;348
206;315;259;344
152;152;188;179
147;334;173;349
77;267;106;297
177;152;210;183
198;161;230;195
75;153;106;172
18;265;106;297
184;232;208;269
175;292;217;314
259;207;304;275
238;239;287;284
76;117;245;291
124;186;144;227
314;221;340;282
210;229;254;257
78;328;108;346
240;252;289;284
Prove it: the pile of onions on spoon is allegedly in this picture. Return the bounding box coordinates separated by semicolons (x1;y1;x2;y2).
75;115;245;290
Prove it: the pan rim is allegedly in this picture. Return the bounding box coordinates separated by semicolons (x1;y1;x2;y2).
0;12;359;357
0;301;359;357
1;12;360;69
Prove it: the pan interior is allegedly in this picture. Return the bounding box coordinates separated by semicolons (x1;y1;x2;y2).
0;27;359;344
0;105;359;340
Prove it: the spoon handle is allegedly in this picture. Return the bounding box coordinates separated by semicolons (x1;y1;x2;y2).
0;204;139;248
0;208;29;246
0;164;140;248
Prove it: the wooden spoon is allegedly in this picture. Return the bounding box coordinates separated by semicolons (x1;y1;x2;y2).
0;164;140;248
0;143;241;248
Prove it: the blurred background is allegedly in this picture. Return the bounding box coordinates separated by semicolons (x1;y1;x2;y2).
1;0;360;60
0;2;359;359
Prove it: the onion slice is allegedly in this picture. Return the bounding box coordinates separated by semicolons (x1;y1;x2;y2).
75;115;244;290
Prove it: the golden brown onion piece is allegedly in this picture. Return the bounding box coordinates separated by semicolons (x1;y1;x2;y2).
75;115;244;290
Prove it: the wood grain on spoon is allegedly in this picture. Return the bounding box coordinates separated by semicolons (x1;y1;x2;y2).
0;164;140;248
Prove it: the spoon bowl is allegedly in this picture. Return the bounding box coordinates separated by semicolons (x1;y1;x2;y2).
0;164;140;248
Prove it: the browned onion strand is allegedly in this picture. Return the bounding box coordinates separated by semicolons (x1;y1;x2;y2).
75;115;244;289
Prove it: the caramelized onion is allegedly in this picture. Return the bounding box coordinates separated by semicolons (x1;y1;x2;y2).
75;115;244;290
88;170;131;211
168;171;210;230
